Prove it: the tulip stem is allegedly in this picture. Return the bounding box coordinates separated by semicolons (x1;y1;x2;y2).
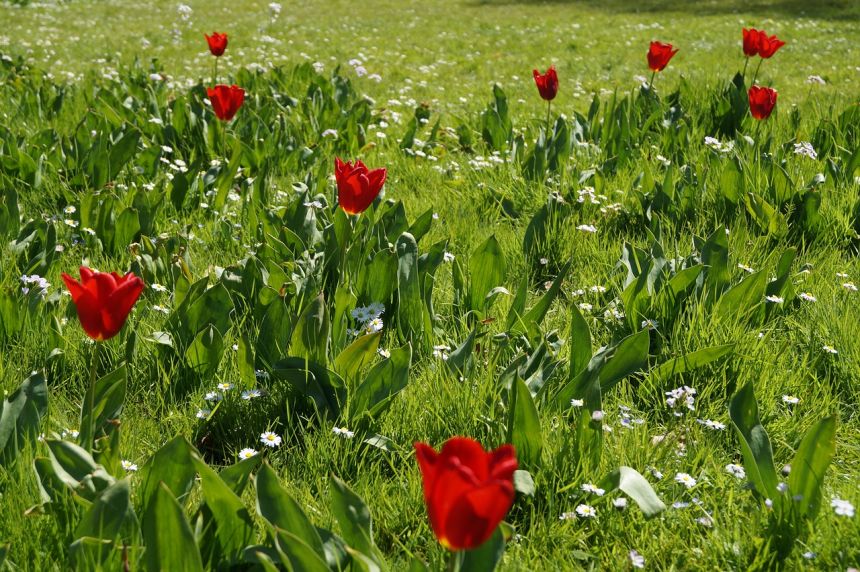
85;342;99;452
545;100;552;140
446;551;464;572
647;70;656;93
214;58;219;84
752;59;763;85
742;57;749;80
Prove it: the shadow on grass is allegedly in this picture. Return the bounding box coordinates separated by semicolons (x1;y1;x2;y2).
468;0;860;21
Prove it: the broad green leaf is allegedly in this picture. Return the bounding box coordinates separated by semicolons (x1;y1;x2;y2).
469;235;506;313
220;454;262;495
0;370;48;467
714;271;767;324
599;329;650;392
520;259;571;328
237;333;257;389
649;344;734;380
274;529;331;572
142;483;204;572
351;344;412;422
445;329;477;377
729;382;779;500
508;377;543;468
74;478;131;540
568;303;591;378
191;455;255;558
79;364;126;454
255;463;326;557
329;475;388;570
396;232;424;343
334;332;382;383
598;466;666;518
271;357;344;419
788;415;836;519
291;292;330;365
461;527;505;572
185;325;224;376
138;435;197;509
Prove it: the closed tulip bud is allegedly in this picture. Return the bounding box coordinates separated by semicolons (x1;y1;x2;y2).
748;85;778;120
204;32;228;57
532;66;559;101
62;267;144;341
334;157;386;215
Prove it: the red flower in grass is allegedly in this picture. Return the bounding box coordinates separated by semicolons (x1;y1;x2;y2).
207;84;245;121
742;28;761;57
62;267;144;341
532;66;559;101
756;32;785;59
748;86;778;120
334;157;386;215
204;32;228;57
414;437;518;551
647;41;678;72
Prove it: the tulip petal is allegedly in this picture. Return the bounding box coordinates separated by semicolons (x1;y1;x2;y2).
442;481;515;550
61;273;86;304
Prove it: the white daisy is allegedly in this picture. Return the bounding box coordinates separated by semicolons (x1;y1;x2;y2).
238;448;258;459
575;504;597;518
675;472;697;488
260;431;282;448
581;483;605;496
725;463;746;479
121;460;138;472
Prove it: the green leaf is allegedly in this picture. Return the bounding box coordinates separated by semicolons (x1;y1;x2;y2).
445;329;477;377
396;232;424;343
701;226;730;296
237;333;257;389
469;235;506;313
729;382;779;500
219;454;262;495
599;329;650;392
273;529;331;572
513;470;536;497
291;292;330;365
507;377;543;468
519;259;571;329
142;483;204;572
649;344;734;380
329;475;388;571
255;463;326;557
461;527;506;572
0;370;48;467
78;364;126;454
191;455;255;558
788;416;836;520
597;466;666;518
138;435;197;509
271;357;344;419
568;303;591;378
351;344;412;422
185;325;224;376
334;332;382;383
714;271;767;324
74;478;132;540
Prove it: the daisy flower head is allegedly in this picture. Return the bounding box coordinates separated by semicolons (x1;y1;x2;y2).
581;483;606;496
121;460;138;472
260;431;282;448
675;472;697;488
238;448;258;460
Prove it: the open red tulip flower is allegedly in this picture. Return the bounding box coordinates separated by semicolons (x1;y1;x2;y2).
62;267;144;341
207;84;245;121
532;66;559;101
204;32;228;57
334;157;387;215
414;437;518;551
756;32;785;59
647;41;678;72
748;86;778;120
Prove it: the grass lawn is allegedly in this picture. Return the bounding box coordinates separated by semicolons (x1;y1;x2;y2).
1;0;859;570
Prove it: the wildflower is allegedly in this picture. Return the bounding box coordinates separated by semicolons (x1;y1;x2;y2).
591;410;604;422
217;382;234;391
629;550;645;569
570;398;584;408
647;466;664;480
377;348;391;358
432;345;450;361
196;409;211;419
151;283;169;293
782;395;800;405
242;389;264;400
802;552;816;560
443;252;455;262
365;317;384;334
238;448;258;459
204;32;228;57
613;497;628;509
204;391;221;402
121;460;138;472
576;224;598;233
260;431;282;448
765;295;784;303
665;386;696;412
675;472;697;488
698;419;726;430
831;498;855;517
725;464;746;479
559;511;576;520
822;345;838;355
806;75;825;85
842;282;857;292
332;427;356;439
581;483;605;496
575;504;597;518
793;142;817;160
673;501;690;509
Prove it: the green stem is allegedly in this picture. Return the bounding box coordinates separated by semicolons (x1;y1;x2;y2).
752;58;763;85
545;100;552;139
85;342;99;451
446;551;464;572
214;57;219;84
647;70;656;93
742;57;749;80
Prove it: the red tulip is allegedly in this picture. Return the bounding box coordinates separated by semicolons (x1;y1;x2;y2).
748;86;778;120
532;66;559;101
414;437;518;551
742;28;761;57
334;157;386;215
207;84;245;121
647;41;678;72
756;32;785;59
204;32;228;57
62;267;144;341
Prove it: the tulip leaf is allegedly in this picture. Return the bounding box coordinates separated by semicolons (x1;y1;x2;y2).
649;344;734;381
461;527;505;572
74;478;132;541
185;324;224;376
191;454;255;559
598;466;666;518
329;475;389;571
519;258;571;330
508;377;543;468
142;483;204;572
272;357;344;420
396;232;424;344
350;344;412;423
469;235;506;313
0;370;48;467
273;529;331;572
568;303;592;379
291;292;330;365
787;415;836;520
138;435;197;510
729;382;779;500
78;363;126;455
255;463;326;557
334;331;382;383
